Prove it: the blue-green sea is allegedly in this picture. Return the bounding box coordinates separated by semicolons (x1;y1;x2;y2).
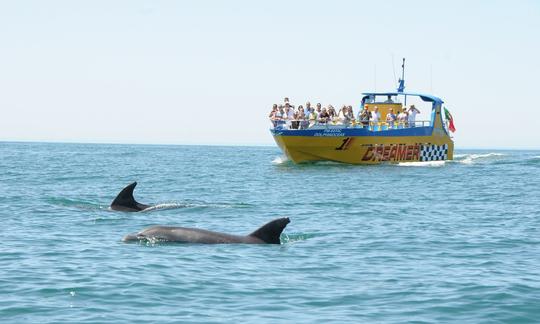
1;142;539;323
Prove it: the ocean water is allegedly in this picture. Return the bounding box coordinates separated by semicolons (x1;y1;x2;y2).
1;142;539;323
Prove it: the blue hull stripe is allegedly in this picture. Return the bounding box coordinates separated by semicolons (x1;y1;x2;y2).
271;127;433;137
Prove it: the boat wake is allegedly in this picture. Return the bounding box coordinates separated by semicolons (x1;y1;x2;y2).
280;232;315;244
135;201;252;212
141;203;188;212
272;155;289;165
397;161;446;167
452;153;505;165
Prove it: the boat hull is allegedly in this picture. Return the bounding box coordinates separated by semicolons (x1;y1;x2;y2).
272;127;453;164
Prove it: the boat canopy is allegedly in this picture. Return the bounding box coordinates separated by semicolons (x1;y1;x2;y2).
361;92;444;104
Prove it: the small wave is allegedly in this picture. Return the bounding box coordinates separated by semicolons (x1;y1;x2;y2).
125;237;168;246
280;232;315;244
397;161;445;167
452;152;505;165
92;215;133;223
272;155;289;165
45;197;103;210
182;201;253;209
521;156;540;166
141;201;253;211
141;203;188;212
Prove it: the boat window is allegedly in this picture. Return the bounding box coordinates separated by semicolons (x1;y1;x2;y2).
372;95;400;104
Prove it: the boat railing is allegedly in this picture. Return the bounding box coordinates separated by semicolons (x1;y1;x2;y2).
270;119;431;131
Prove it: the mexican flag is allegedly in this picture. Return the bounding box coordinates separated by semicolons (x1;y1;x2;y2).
444;107;456;132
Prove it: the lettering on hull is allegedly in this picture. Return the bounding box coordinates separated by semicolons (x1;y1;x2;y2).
336;137;354;150
314;129;345;137
362;144;449;162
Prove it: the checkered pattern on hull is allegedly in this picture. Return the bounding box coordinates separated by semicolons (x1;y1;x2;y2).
420;144;448;161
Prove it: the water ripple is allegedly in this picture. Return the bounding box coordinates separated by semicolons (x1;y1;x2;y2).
0;143;539;323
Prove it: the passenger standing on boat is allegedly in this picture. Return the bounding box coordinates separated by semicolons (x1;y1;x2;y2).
275;106;285;128
327;106;336;123
386;108;396;128
298;106;309;129
371;106;381;123
397;109;408;127
285;103;295;129
284;97;295;108
337;105;348;125
292;105;302;129
268;104;279;128
306;102;312;113
347;106;355;121
315;103;322;120
360;107;370;127
308;107;317;127
408;105;420;127
384;95;394;103
319;107;330;124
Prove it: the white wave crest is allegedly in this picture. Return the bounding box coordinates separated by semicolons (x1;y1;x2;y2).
453;152;505;165
280;233;312;244
272;155;289;165
397;161;446;167
141;203;187;212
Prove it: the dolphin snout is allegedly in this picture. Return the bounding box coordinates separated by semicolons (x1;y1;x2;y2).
122;233;141;242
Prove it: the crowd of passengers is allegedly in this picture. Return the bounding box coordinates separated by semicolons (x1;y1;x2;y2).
268;97;421;130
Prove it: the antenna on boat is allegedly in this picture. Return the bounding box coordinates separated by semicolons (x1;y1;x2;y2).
397;58;406;106
397;58;405;93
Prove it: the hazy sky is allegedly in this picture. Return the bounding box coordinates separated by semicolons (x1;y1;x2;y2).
1;1;539;148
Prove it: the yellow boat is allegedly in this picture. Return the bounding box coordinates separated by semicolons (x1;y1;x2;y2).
270;63;454;164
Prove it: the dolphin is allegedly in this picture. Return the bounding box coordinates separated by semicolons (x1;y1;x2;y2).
110;182;151;212
122;217;291;244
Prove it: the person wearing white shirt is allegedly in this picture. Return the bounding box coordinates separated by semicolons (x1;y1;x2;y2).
397;109;408;127
284;103;295;129
408;105;420;127
337;106;348;125
371;106;380;123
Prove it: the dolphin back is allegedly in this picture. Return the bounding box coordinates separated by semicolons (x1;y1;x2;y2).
248;217;290;244
111;182;150;212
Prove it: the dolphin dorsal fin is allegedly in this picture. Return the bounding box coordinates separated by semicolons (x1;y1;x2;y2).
111;182;149;211
249;217;290;244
